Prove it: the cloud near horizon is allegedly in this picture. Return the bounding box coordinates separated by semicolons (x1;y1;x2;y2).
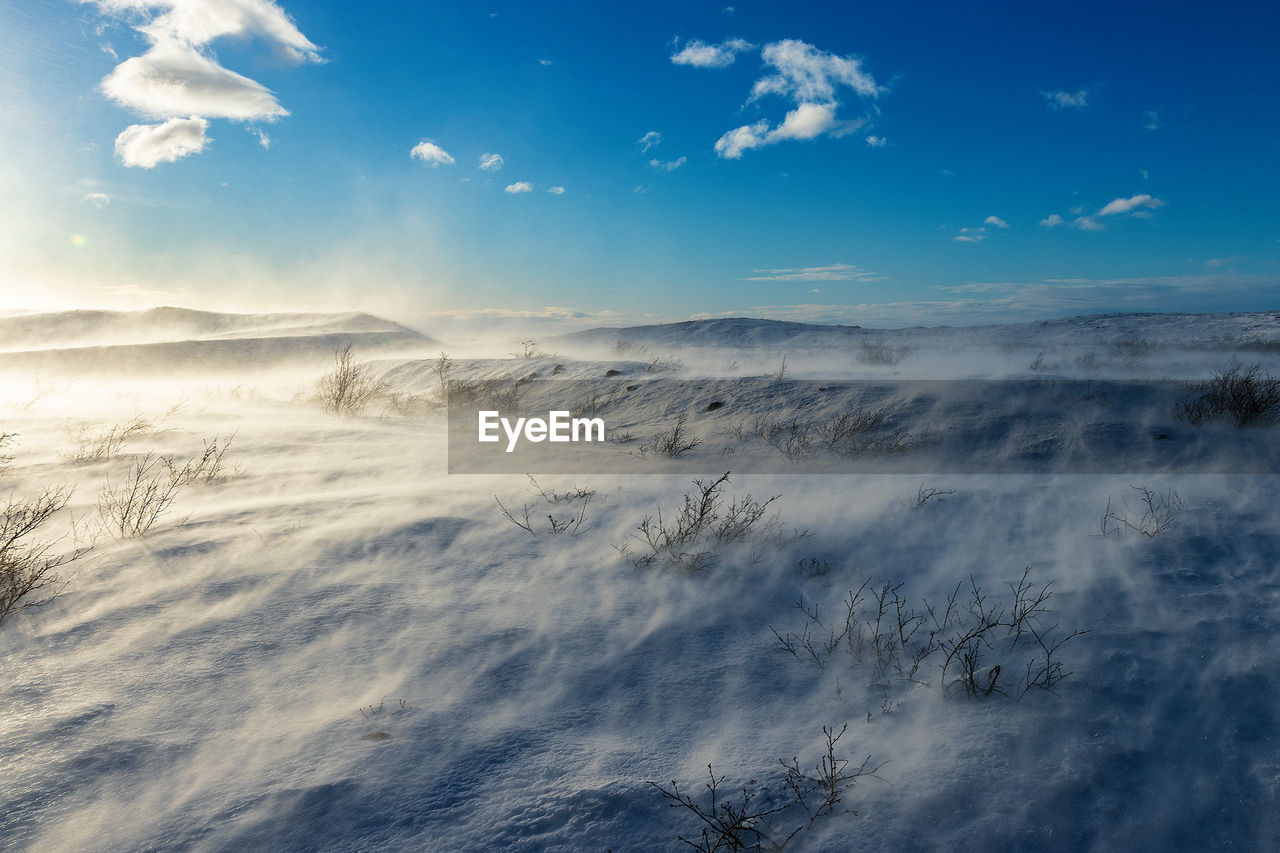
743;263;881;282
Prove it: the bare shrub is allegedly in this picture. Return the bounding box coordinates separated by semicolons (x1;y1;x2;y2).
0;432;15;472
645;355;684;374
772;568;1088;702
97;454;186;538
856;340;909;366
511;338;547;359
640;413;702;458
315;345;387;416
732;407;911;462
1174;362;1280;427
63;415;154;462
1100;485;1183;537
495;476;595;536
623;472;782;570
913;485;955;508
650;725;880;851
431;351;454;396
1;486;87;624
1109;338;1158;367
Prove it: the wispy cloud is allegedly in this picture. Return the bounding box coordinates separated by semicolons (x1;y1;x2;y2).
1143;109;1162;130
670;37;755;69
712;39;885;159
865;135;887;148
1098;194;1165;216
538;58;552;66
478;152;504;171
251;128;271;149
547;186;565;195
1041;88;1089;109
410;140;454;167
83;192;111;208
984;215;1010;229
743;263;881;282
504;181;533;194
649;155;687;172
115;116;210;168
81;0;320;166
637;131;662;152
1040;194;1165;232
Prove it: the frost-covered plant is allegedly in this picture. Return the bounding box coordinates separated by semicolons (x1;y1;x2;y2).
649;725;880;852
621;472;782;571
315;345;387;416
1;485;85;624
640;413;702;458
772;568;1088;702
1175;361;1280;427
1100;485;1183;538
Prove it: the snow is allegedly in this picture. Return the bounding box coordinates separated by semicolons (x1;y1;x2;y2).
1;309;1277;850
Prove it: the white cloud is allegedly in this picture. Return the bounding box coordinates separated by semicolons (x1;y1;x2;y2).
637;131;662;152
984;215;1010;229
865;135;887;147
114;116;210;167
410;141;454;166
83;192;112;208
504;181;533;193
251;127;270;149
743;263;881;282
752;39;884;103
1143;109;1161;131
83;0;322;63
101;39;288;120
546;186;565;195
1041;88;1089;109
953;227;987;243
713;39;885;159
1072;216;1105;231
1040;214;1064;227
714;120;770;159
648;155;687;172
769;102;839;140
478;153;504;171
82;0;320;165
1098;194;1165;216
670;37;755;69
538;58;552;66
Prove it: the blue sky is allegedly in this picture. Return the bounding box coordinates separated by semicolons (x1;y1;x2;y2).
2;0;1277;329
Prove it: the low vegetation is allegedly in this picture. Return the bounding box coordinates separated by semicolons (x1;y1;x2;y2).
772;568;1089;703
651;725;879;852
1;485;85;625
1174;361;1280;427
315;345;388;416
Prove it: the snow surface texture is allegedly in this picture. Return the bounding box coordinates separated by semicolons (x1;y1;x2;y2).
1;310;1278;851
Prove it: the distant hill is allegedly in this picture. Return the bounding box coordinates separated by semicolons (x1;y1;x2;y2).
554;311;1280;350
0;307;435;374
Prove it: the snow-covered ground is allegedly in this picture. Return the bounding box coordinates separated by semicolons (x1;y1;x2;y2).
1;309;1278;851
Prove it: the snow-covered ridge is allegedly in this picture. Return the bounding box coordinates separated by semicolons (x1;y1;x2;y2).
555;311;1280;350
